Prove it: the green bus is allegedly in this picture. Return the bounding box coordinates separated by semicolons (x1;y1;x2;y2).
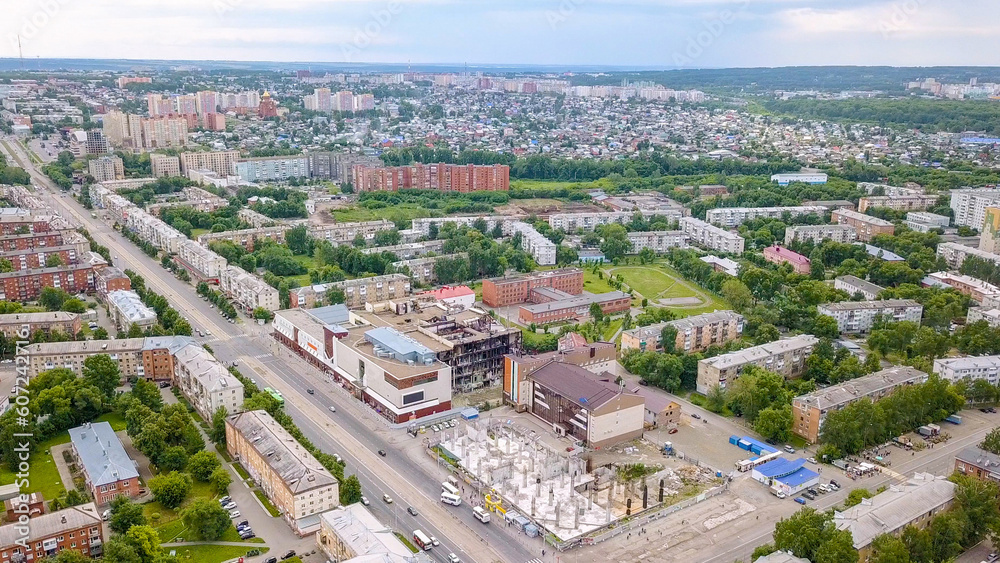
263;387;285;406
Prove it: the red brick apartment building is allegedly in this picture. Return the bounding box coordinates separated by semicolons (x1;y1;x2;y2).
482;268;585;308
0;209;54;235
0;264;95;302
0;503;105;561
1;245;79;271
0;231;70;252
94;267;132;300
352;163;510;192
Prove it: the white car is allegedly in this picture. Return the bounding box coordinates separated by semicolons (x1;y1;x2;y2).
447;554;461;563
361;496;370;506
229;510;241;519
430;536;440;547
329;406;337;413
382;494;393;504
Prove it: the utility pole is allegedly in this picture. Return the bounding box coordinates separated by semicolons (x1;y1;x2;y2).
17;35;24;70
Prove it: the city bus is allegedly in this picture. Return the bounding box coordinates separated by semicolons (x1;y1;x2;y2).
413;529;432;550
441;482;459;496
440;492;462;506
263;387;285;406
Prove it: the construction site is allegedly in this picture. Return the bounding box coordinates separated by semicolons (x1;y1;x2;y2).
435;417;720;543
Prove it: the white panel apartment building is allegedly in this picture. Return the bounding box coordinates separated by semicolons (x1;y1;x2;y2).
627;231;688;253
549;210;677;232
937;242;1000;269
411;215;519;237
934;356;1000;385
173;341;244;420
950;189;1000;229
308;220;396;245
510;221;556;265
234;155;311;183
179;150;242;177
106;290;157;332
784;225;858;245
834;275;885;301
858;195;940;213
678;217;745;254
176;239;227;280
220;265;281;312
705;206;826;228
817;299;923;334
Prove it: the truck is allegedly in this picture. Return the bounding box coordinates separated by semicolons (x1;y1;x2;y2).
945;414;963;425
917;425;939;437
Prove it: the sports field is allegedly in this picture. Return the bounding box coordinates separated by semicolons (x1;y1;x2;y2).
607;264;730;317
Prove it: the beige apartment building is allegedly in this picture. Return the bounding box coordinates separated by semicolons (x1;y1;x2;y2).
227;410;340;535
23;338;147;378
858;195;940;213
150;153;181;177
172;341;243;420
307;220;396;246
830;209;895;242
791;366;927;443
784;224;858;245
620;310;744;354
87;156;124;182
0;311;81;339
696;335;818;395
198;226;290;251
179;150;241;177
292;273;411;308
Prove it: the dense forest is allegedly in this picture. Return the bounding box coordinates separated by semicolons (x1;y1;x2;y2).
762;98;1000;135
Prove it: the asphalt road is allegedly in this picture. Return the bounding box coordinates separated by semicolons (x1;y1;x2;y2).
2;137;531;563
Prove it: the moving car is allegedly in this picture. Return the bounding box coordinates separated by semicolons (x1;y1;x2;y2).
448;554;461;563
407;507;419;516
690;413;701;420
307;389;315;394
383;494;393;504
378;449;387;457
329;406;336;413
430;536;440;547
360;496;369;506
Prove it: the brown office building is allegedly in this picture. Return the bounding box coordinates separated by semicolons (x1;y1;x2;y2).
482;268;584;308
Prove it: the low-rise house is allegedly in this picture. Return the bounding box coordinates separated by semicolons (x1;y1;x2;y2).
924;271;1000;303
106;290;157;332
316;504;417;563
0;311;81;339
763;245;811;275
934;355;1000;384
68;421;141;505
955;446;1000;483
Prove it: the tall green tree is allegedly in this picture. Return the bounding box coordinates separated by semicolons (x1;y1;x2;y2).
148;471;192;509
82;354;122;399
109;496;147;535
340;474;363;505
180;498;231;541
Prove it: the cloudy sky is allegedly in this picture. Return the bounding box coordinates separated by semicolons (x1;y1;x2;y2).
2;0;998;68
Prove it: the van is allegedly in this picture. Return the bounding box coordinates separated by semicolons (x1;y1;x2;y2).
441;492;461;506
473;506;491;523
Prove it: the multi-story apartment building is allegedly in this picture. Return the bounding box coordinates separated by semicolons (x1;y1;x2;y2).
858;195;940;213
198;226;289;251
23;338;146;378
227;410;339;535
0;503;104;561
219;265;281;312
290;273;411;309
359;240;445;260
938;241;1000;269
0;208;55;235
307;152;381;181
858;182;924;196
106;290;157;332
179;150;242;178
509;221;556;266
149;153;181;177
771;173;828;185
620;310;744;354
905;211;950;233
763;245;811;274
678;217;745;254
951;189;1000;229
234;155;310;183
696;335;818;394
518;291;631;324
0;264;95;302
87;155;124;182
835;474;954;562
981;207;1000;254
173;341;244;420
968;306;1000;328
0;230;86;253
482;268;584;308
176;239;227;282
352;163;510;192
955;446;1000;483
141;116;188;148
830;209;895;242
834;275;885;301
307;219;395;246
236;208;275;229
549;210;683;232
934;355;1000;384
0;244;81;271
392;253;467;284
410;215;518;237
0;311;81;339
817;299;923;334
69;421;142;505
94;266;132;300
626;230;688;253
924;271;1000;303
784;224;858;245
316;504;415;563
791;366;928;443
706;206;826;228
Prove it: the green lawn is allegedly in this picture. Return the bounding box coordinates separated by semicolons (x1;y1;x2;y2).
232;462;250;481
331;204;436;225
159;520;266;544
166;544;267;563
144;480;219;528
582;269;616;294
253;488;281;517
190;228;210;239
608;263;732;318
610;267;680;299
395;532;420;553
510;179;603;191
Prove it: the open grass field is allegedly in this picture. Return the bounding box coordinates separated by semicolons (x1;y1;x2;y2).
510;179;603;191
143;479;220;529
582;269;616;294
190;228;210;239
0;412;129;499
331;204;438;225
605;263;731;318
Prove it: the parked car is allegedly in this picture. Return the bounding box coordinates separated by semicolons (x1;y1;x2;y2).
219;496;232;504
829;480;840;489
794;497;807;505
264;558;277;563
240;531;255;540
237;520;249;529
281;551;297;561
407;507;419;516
783;445;796;454
361;496;370;506
159;381;171;388
383;494;393;504
229;510;241;518
807;457;817;464
807;488;820;496
802;491;816;500
222;502;237;510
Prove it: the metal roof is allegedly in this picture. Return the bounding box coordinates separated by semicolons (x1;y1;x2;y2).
68;421;139;486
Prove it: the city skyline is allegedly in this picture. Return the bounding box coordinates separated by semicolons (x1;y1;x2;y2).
2;0;999;68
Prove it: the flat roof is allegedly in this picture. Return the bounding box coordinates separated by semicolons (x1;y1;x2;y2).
68;421;139;486
700;335;818;370
520;291;629;314
819;299;921;312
